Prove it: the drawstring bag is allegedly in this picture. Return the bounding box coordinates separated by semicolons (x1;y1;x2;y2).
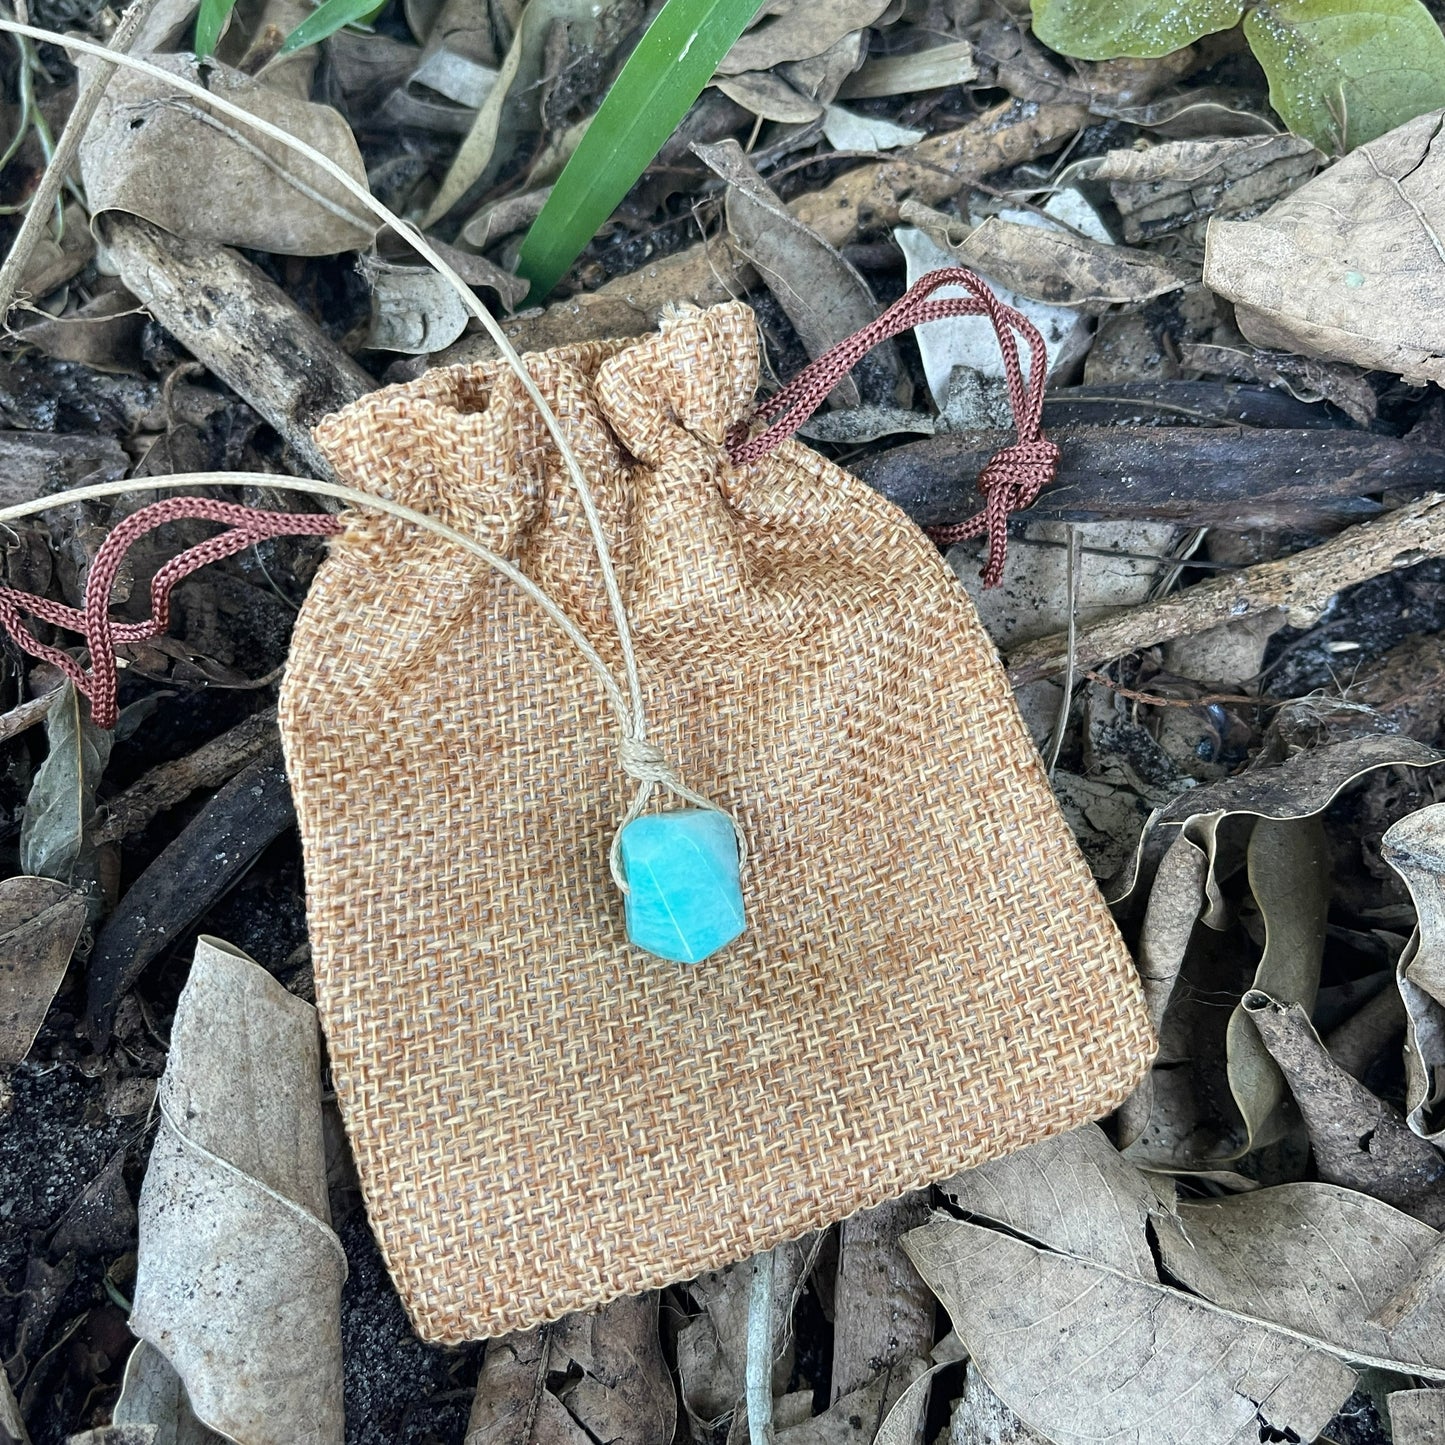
280;273;1155;1341
2;271;1156;1343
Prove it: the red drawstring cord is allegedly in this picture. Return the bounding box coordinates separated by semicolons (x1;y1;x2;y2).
0;497;341;728
726;267;1059;588
0;271;1055;728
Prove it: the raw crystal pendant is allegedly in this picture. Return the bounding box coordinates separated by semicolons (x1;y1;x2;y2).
619;809;745;963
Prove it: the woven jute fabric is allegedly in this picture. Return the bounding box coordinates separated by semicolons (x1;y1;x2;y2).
278;302;1156;1344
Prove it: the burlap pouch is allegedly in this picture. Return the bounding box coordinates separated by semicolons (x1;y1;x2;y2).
277;298;1156;1343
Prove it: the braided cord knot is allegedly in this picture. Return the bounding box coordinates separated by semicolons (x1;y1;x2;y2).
726;268;1058;588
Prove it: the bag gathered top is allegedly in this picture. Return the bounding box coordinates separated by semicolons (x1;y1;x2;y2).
0;271;1156;1343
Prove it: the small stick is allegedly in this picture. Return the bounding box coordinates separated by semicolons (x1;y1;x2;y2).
0;684;58;743
0;0;161;322
1083;671;1270;710
746;1248;777;1445
1008;492;1445;687
94;706;279;845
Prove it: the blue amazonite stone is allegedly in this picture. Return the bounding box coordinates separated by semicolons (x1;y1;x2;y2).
620;809;745;964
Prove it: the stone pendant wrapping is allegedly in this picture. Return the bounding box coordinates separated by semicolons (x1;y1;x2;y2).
618;809;746;963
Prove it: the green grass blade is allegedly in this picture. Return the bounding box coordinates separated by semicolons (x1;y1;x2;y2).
194;0;238;56
514;0;765;300
279;0;387;55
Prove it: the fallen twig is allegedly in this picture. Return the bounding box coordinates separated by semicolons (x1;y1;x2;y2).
94;706;279;845
101;214;372;477
1008;493;1445;687
862;425;1444;532
85;748;294;1042
0;685;59;745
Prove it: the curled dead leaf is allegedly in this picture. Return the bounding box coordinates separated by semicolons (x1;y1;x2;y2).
130;937;344;1444
79;53;374;256
1383;803;1445;1141
1204;107;1445;383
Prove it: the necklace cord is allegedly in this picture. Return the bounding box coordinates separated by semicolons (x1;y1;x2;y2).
0;269;1057;874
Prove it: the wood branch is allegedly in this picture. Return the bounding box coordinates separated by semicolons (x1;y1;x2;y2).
452;99;1090;362
831;1192;935;1424
85;749;295;1042
0;687;59;746
861;425;1442;531
94;706;279;845
1007;493;1445;686
101;214;372;477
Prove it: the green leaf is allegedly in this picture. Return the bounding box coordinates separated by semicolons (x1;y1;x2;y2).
279;0;388;56
514;0;767;301
1245;0;1445;152
194;0;238;57
20;682;113;919
1029;0;1243;60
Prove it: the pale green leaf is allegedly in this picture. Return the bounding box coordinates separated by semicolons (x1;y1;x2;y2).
279;0;388;55
194;0;236;57
1245;0;1445;152
1029;0;1243;60
19;681;113;917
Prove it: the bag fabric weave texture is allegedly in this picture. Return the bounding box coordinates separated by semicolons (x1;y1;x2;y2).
278;301;1156;1343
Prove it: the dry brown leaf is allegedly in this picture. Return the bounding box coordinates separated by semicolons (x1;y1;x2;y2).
713;29;863;121
0;876;88;1067
895;186;1119;412
771;1365;925;1445
821;105;924;151
1225;815;1330;1156
467;1294;673;1445
712;71;822;122
422;0;643;225
1112;735;1444;911
359;257;471;354
16;201;94;303
903;1217;1355;1444
466;1327;591;1445
130;937;344;1444
1094;134;1322;242
79;54;374;256
938;1124;1159;1278
778;30;866;106
946;517;1180;660
112;1339;227;1443
838;40;976;99
694;138;897;408
1177;341;1378;428
460;187;552;250
1383;803;1445;1142
11;286;145;373
1;1367;28;1445
1153;1182;1445;1376
1244;993;1445;1223
1116;826;1211;1148
716;0;891;76
1204;106;1445;383
549;1295;676;1445
1390;1388;1445;1445
871;1339;967;1445
1114;738;1443;1168
951;216;1194;313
